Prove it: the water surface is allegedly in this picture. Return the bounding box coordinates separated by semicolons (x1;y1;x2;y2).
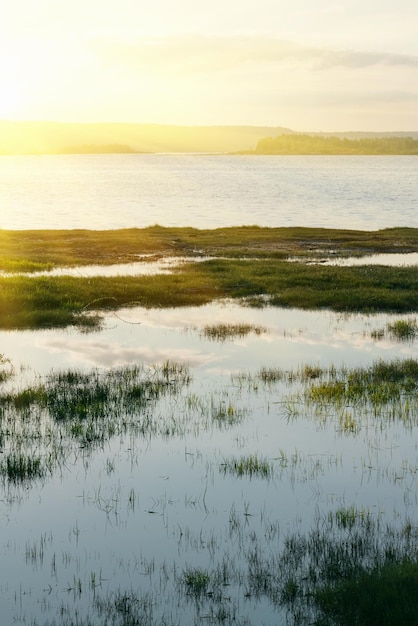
1;154;417;230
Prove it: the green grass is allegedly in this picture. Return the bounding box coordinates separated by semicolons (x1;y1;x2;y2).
0;452;46;483
220;454;273;479
371;317;418;341
0;257;417;330
386;317;418;340
0;354;13;383
245;509;418;625
0;227;418;329
202;322;266;341
1;226;417;269
0;361;192;484
182;568;211;596
315;560;418;626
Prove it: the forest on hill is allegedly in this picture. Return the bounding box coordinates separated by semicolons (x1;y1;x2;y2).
252;134;418;155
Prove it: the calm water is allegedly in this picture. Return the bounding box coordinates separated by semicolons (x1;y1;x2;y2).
1;304;417;625
1;154;418;624
0;154;417;230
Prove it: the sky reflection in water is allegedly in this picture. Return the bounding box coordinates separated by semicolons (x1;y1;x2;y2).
0;302;417;625
1;302;416;376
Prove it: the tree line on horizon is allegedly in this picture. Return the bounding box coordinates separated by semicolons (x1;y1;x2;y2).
253;134;418;155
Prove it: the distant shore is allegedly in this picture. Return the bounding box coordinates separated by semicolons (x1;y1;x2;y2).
1;120;418;155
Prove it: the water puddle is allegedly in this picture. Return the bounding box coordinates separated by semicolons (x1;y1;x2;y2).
306;251;418;267
0;255;213;277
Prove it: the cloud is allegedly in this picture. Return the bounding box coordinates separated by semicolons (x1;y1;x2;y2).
93;34;418;74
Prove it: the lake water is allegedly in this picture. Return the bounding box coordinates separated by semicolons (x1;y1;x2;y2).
1;155;418;625
0;154;417;230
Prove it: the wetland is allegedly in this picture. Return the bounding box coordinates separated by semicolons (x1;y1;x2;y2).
0;225;417;624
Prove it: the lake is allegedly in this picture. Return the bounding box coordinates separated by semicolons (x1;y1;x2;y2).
0;154;417;230
0;156;417;625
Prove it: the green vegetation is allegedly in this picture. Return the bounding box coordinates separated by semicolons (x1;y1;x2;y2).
0;354;13;383
0;361;191;486
387;317;418;340
253;133;418;155
182;568;211;596
1;346;417;624
0;452;46;484
1;226;418;269
0;227;417;329
220;454;273;479
202;322;266;341
315;560;418;626
271;510;418;625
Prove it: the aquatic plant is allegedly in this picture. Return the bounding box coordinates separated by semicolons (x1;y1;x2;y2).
0;354;13;383
386;317;418;340
0;452;46;483
201;322;266;341
243;509;418;625
371;317;418;342
220;454;273;479
0;361;192;485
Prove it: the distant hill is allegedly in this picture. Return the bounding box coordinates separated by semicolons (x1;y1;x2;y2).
0;121;293;154
1;121;417;154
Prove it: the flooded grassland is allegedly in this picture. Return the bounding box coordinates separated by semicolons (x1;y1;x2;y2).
0;227;417;625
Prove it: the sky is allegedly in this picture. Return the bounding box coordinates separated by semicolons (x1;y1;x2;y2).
1;0;418;131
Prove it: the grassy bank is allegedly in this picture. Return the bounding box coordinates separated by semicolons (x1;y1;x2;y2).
1;226;418;270
0;227;417;329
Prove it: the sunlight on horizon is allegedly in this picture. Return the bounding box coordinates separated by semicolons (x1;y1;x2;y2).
1;0;418;131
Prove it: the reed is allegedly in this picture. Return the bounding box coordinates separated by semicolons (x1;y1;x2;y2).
220;454;273;479
201;322;266;341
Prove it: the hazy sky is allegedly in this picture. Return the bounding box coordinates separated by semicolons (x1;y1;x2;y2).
1;0;418;130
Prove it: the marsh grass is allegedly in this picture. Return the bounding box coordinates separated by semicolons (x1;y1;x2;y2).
371;317;418;342
210;399;247;427
315;560;418;626
304;359;418;411
201;322;267;341
243;509;418;625
220;454;273;479
1;226;418;269
254;358;418;431
0;452;46;483
0;354;13;383
1;227;418;329
182;568;211;596
0;361;192;485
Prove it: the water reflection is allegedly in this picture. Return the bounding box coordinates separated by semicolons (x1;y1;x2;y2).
0;256;213;278
1;302;416;378
309;251;418;267
0;302;417;625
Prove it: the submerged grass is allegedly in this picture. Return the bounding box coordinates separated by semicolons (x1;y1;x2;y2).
371;317;418;341
239;509;418;625
315;560;418;626
201;322;266;341
0;361;192;485
220;454;274;479
0;353;13;383
0;452;46;484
